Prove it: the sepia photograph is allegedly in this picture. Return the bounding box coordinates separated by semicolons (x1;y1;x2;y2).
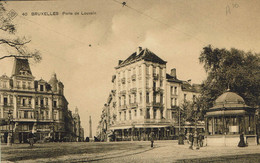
0;0;260;162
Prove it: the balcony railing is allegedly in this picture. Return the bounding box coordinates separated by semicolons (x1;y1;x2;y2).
152;102;163;108
129;103;138;108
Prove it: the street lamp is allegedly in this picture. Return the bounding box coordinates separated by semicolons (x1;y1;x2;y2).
193;103;199;150
178;107;184;145
7;109;13;146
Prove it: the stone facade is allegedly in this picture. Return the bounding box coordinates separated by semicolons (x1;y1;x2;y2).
0;58;83;143
97;47;203;141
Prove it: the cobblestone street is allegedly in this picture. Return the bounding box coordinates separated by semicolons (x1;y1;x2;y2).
1;141;260;162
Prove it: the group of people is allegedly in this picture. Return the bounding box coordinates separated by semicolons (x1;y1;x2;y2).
149;131;204;149
187;132;204;149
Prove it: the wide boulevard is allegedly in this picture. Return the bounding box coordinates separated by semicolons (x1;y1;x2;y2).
1;140;260;162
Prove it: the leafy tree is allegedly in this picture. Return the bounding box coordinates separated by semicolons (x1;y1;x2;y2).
0;2;41;62
199;45;260;109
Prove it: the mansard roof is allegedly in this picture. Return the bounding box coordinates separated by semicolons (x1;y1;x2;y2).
12;58;33;77
116;48;167;69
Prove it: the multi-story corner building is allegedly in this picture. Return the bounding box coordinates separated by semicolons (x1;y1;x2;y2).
97;47;203;141
0;58;83;143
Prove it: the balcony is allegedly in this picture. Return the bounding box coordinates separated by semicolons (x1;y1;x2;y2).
119;105;127;110
152;102;163;108
130;88;137;93
129;103;138;109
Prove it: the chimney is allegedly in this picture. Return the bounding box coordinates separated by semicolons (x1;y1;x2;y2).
187;79;192;85
136;46;142;55
118;60;123;65
170;68;177;78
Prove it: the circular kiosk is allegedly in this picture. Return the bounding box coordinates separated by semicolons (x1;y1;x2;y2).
205;91;257;146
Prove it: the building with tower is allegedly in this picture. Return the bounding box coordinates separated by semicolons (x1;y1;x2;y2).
0;58;83;143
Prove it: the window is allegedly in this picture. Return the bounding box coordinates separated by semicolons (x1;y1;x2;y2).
28;98;31;105
159;68;162;77
24;111;28;118
35;97;38;105
174;98;177;106
134;110;137;116
46;98;48;106
28;82;31;89
53;101;57;107
172;111;175;119
160;93;163;103
146;92;149;103
160;80;163;87
139;66;141;75
146;108;150;119
129;111;131;120
171;98;173;106
10;96;13;104
153;109;156;119
153;67;156;74
134;94;136;103
17;81;20;89
119;112;121;121
184;94;187;101
124;111;126;120
129;95;131;104
40;85;44;91
171;86;173;95
174;87;177;95
140;93;142;103
119;97;121;106
22;99;26;106
140;109;143;116
40;99;44;106
4;97;7;106
46;111;49;119
3;81;7;88
153;81;156;89
22;81;26;89
123;95;126;105
146;66;149;75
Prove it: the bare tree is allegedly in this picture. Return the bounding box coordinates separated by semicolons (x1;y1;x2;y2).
0;2;41;62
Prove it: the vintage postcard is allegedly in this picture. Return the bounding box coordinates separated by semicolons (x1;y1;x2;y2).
0;0;259;162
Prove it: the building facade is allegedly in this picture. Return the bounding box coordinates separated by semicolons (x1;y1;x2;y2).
0;58;83;143
97;47;203;141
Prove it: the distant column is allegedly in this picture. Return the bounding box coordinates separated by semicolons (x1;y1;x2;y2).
89;116;92;138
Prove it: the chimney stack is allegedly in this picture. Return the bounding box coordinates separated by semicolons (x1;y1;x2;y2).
136;46;142;55
187;79;192;85
170;68;177;78
118;60;123;65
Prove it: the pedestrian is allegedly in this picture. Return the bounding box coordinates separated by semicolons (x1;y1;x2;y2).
198;133;203;147
150;132;155;148
238;132;246;147
189;133;194;149
28;132;35;147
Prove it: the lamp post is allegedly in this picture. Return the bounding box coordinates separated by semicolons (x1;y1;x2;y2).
178;107;184;145
7;109;12;146
193;103;199;150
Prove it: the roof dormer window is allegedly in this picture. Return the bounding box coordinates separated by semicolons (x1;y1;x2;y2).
40;85;44;91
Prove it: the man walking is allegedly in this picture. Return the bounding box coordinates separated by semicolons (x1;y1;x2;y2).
150;132;155;148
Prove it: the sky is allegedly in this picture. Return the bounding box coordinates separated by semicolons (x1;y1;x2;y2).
0;0;260;137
